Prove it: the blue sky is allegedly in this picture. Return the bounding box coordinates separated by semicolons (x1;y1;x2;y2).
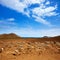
0;0;60;37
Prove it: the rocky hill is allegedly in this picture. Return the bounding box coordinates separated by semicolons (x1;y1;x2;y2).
0;33;20;39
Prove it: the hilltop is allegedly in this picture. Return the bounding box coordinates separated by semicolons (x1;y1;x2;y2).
0;33;20;39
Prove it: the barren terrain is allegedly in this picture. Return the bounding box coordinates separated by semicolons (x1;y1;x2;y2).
0;33;60;60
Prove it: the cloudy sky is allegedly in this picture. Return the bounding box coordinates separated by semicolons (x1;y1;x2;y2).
0;0;60;37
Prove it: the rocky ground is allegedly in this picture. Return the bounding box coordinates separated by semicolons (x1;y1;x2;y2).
0;38;60;60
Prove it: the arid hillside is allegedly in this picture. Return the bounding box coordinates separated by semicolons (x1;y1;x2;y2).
0;33;60;60
0;33;20;39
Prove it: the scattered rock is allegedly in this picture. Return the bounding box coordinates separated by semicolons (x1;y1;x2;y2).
0;48;3;53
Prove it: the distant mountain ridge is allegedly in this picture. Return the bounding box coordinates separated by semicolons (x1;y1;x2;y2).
0;33;60;41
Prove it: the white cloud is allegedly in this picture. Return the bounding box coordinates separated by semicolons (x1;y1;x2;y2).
45;1;50;5
7;18;15;21
44;5;57;13
32;4;57;17
0;0;28;16
32;15;51;25
23;0;45;5
45;12;58;16
0;18;16;28
0;0;59;25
